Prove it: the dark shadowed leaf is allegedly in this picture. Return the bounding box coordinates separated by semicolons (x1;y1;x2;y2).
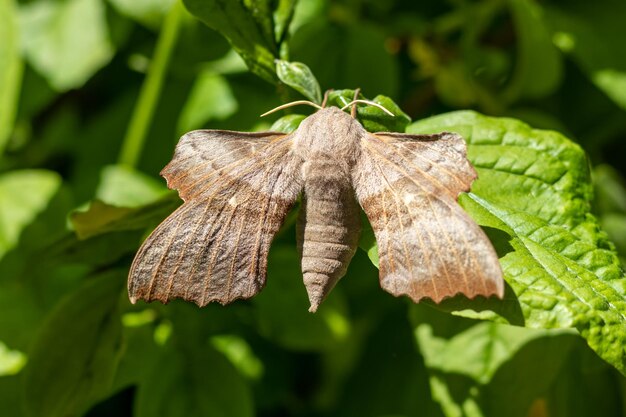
182;0;288;82
290;20;399;97
545;0;626;111
23;271;124;417
134;342;253;417
503;0;563;102
254;245;350;351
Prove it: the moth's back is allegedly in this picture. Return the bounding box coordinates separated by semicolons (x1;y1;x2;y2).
293;107;365;166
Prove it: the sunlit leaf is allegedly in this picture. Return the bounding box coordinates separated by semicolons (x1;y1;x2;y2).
108;0;176;29
0;0;23;155
19;0;114;90
269;114;306;133
0;170;61;260
177;71;238;133
276;60;322;103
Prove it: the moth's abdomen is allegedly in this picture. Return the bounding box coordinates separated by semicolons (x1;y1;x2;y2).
297;162;361;312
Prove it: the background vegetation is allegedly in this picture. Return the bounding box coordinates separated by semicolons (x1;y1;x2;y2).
1;0;626;416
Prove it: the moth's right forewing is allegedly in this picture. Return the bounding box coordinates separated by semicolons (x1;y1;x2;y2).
352;132;504;303
161;130;284;201
129;131;303;307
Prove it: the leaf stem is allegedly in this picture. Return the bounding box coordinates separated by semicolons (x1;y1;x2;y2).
118;0;184;168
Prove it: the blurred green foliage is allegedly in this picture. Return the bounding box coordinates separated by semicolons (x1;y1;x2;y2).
1;0;626;416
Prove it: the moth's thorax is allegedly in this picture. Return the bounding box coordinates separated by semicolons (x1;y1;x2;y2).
292;107;365;165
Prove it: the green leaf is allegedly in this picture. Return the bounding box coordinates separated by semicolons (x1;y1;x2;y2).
0;342;26;376
134;343;253;417
413;306;579;417
273;0;296;45
600;215;626;262
594;165;626;260
337;307;434;416
545;0;626;111
502;0;563;102
269;113;306;133
290;20;399;97
327;89;411;132
276;60;322;103
254;245;350;351
70;194;179;240
70;165;177;239
19;0;114;91
23;271;124;417
397;111;626;375
110;318;162;393
0;376;24;417
177;71;238;133
0;0;23;155
95;165;171;208
0;170;62;261
210;335;263;380
108;0;176;29
183;0;287;83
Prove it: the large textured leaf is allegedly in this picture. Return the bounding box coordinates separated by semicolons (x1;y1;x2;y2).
183;0;296;83
0;0;22;155
393;111;626;375
19;0;114;91
0;170;61;261
22;271;124;417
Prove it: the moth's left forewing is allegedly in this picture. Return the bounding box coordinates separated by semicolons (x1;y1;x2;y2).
352;131;504;303
129;131;303;307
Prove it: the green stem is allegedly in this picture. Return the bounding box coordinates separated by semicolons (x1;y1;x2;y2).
118;0;184;168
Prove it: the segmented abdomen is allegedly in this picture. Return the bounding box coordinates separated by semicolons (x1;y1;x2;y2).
297;161;361;311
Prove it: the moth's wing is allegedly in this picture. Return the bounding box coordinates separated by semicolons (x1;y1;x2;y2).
128;130;303;307
353;132;504;303
160;130;281;201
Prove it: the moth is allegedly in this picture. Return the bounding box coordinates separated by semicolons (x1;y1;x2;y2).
128;97;504;312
